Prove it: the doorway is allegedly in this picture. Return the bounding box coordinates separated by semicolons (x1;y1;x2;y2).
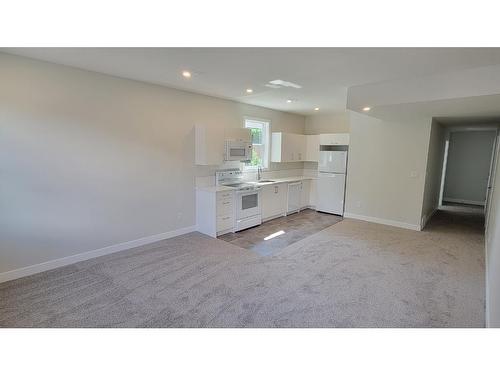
439;128;498;219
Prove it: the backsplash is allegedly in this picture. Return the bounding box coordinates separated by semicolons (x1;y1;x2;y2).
195;161;313;188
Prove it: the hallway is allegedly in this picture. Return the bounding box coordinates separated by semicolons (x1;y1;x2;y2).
429;203;485;233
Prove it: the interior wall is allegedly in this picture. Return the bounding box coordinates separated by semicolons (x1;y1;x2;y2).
304;112;350;134
486;133;500;327
443;130;496;205
420;119;446;228
344;111;431;229
0;52;305;275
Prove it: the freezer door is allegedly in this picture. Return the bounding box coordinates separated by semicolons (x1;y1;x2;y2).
318;151;347;173
316;173;346;215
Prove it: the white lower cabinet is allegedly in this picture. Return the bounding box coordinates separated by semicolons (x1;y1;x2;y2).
196;189;234;237
287;182;302;214
197;179;315;237
216;215;233;232
300;179;311;208
261;183;287;221
308;179;317;208
216;192;234;232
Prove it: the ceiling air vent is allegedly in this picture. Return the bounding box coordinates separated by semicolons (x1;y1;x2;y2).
268;79;302;89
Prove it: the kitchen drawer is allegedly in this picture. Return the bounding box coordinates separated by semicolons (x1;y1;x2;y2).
217;198;233;215
217;215;234;231
217;191;233;201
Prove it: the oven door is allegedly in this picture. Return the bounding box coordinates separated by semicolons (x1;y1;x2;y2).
236;190;261;219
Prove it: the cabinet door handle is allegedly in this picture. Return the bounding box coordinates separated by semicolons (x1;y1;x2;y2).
274;186;278;193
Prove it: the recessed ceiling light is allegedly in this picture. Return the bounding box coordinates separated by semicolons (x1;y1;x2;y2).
314;107;320;111
246;88;253;93
182;71;191;78
363;107;371;111
287;99;292;103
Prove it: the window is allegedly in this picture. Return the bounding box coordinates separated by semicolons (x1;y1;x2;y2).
244;118;270;169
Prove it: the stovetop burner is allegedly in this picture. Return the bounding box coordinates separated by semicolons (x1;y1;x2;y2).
216;169;260;191
222;182;257;191
223;182;249;188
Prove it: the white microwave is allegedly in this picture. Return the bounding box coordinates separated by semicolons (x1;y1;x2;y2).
224;140;253;161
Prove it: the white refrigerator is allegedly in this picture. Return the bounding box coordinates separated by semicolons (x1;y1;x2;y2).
317;150;347;215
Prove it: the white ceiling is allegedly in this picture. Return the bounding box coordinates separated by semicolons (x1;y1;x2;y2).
434;116;500;127
4;48;500;116
367;94;500;122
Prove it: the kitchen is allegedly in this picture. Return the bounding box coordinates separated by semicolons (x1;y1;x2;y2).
195;122;349;242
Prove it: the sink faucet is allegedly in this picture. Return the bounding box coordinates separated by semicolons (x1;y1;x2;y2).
257;166;262;181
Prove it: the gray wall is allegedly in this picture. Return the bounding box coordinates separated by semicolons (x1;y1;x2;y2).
0;53;305;274
421;120;446;227
344;111;431;229
443;130;496;205
304;112;350;134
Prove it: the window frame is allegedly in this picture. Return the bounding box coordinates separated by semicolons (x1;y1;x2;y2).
243;116;271;171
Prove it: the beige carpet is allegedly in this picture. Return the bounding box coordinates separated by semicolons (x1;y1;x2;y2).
0;207;485;327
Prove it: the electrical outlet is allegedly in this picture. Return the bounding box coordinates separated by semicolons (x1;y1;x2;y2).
356;201;362;208
409;171;418;178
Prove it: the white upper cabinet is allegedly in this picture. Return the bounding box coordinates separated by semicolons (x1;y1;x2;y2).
272;132;349;163
195;124;224;165
319;133;350;146
271;132;307;162
195;125;253;166
225;127;252;143
306;134;320;162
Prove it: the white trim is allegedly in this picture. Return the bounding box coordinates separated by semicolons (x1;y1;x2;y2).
486;236;490;328
243;116;270;170
0;225;196;284
486;130;500;231
421;208;438;230
438;134;450;206
442;197;485;206
448;126;499;133
344;212;421;231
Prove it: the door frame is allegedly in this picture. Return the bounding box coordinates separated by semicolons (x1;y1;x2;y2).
438;125;499;208
486;129;500;231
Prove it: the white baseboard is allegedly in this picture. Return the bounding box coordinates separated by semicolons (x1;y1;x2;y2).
420;208;438;230
343;212;421;231
0;225;196;284
443;197;485;206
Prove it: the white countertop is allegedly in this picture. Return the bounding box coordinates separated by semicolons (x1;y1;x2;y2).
196;176;316;192
196;185;236;193
253;176;316;186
